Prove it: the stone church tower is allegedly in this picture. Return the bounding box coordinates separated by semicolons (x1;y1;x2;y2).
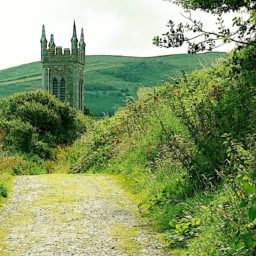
41;22;85;111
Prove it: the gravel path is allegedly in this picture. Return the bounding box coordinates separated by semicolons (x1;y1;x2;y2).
0;174;169;256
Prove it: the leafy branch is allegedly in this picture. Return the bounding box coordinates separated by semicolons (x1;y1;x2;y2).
154;6;256;53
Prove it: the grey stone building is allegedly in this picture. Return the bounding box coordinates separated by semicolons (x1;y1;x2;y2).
41;22;85;111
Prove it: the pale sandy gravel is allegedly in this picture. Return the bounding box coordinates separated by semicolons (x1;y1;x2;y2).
0;174;170;256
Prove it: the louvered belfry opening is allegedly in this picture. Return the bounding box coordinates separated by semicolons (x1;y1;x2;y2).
60;78;66;101
52;78;58;97
79;80;83;110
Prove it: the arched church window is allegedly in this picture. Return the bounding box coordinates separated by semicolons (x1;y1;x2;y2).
60;78;66;101
79;80;83;110
52;78;58;97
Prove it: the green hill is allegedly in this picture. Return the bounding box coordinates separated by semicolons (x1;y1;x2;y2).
0;53;224;116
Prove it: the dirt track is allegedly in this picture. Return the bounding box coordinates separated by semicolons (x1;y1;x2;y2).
0;174;169;256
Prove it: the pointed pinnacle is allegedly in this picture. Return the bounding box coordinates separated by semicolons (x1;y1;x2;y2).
41;25;46;40
80;28;84;42
50;34;55;43
49;34;55;49
73;20;77;38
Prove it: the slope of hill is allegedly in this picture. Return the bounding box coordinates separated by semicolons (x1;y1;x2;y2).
0;53;224;116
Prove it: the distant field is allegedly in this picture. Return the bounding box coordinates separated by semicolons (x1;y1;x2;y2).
0;53;225;116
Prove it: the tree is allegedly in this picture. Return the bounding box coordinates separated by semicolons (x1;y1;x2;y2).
153;0;256;53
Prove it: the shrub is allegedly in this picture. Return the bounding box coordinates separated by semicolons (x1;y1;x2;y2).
0;90;91;158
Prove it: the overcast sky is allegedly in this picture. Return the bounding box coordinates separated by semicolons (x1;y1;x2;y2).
0;0;234;70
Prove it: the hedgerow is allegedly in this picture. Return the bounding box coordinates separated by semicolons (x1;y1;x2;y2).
63;46;256;255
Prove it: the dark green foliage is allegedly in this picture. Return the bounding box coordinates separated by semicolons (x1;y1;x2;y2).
0;184;8;198
167;45;256;188
0;90;89;158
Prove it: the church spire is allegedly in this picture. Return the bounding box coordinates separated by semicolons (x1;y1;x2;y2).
72;20;77;38
40;25;47;61
71;20;78;56
80;28;84;42
79;28;86;64
41;25;46;41
79;28;86;51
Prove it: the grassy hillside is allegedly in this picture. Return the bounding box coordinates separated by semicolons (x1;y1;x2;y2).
0;53;224;116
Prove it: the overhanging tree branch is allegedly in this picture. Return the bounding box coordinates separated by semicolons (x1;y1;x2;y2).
154;1;256;53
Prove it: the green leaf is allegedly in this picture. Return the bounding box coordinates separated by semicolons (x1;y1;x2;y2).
243;183;256;195
239;200;248;208
244;236;256;247
248;207;256;222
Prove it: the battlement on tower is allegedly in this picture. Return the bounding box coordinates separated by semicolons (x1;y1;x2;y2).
42;46;85;65
40;22;86;66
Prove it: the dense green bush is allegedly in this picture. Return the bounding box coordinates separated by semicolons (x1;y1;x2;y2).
167;45;256;188
0;90;91;158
